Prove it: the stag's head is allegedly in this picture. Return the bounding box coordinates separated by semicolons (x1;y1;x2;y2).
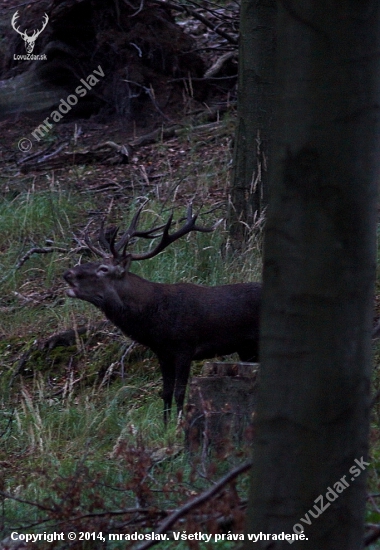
11;11;48;54
63;205;216;309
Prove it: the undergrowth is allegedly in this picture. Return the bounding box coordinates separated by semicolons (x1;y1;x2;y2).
1;122;379;548
0;126;260;548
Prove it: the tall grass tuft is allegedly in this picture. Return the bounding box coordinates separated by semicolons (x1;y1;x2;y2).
0;137;261;544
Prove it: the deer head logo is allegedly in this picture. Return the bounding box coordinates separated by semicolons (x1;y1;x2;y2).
11;11;49;54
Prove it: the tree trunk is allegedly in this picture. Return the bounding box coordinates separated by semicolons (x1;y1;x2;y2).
245;2;380;548
228;0;276;247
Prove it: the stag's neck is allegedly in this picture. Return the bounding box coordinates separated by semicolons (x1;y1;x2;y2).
102;272;159;343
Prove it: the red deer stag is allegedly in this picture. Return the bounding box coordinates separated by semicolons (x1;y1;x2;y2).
64;206;261;424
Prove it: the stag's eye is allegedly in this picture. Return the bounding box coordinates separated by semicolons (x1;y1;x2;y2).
97;265;110;275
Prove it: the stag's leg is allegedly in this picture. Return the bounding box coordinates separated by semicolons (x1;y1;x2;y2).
173;356;192;418
159;359;175;426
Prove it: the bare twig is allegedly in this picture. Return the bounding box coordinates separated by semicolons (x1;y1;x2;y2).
16;246;68;269
365;524;380;546
150;0;238;45
17;141;69;166
135;460;252;550
280;0;329;41
0;490;53;512
372;321;380;339
123;80;173;122
371;388;380;409
204;51;237;78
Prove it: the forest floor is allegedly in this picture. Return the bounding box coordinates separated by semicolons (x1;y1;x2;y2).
0;93;263;549
1;108;380;548
1;1;380;548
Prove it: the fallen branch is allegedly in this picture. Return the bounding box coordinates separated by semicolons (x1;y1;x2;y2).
135;460;252;550
204;51;237;78
16;246;68;269
371;388;380;409
130;114;231;148
150;0;238;45
372;320;380;339
365;524;380;546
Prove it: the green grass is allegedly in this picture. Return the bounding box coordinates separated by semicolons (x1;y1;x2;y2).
1;369;250;545
4;117;380;547
0;131;259;546
1;172;379;547
0;188;79;297
0;189;70;238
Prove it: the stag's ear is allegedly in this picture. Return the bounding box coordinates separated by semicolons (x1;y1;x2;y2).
119;255;132;273
114;265;126;277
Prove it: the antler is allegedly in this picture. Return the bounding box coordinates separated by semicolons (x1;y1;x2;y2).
11;11;48;39
84;221;109;258
83;206;168;259
11;11;25;37
113;205;171;255
11;11;49;53
84;206;217;262
31;13;49;40
127;205;216;261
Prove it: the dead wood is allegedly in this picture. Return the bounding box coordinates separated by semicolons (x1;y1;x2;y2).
135;460;252;550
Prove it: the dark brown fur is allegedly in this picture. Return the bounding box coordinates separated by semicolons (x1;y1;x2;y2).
64;261;261;423
64;207;261;423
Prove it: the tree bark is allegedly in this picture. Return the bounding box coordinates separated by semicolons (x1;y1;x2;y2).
228;0;276;247
245;2;380;548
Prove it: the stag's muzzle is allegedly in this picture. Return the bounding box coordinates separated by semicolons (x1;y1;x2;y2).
63;269;77;297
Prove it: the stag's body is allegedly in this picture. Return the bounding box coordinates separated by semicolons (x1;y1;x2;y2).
64;207;261;423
